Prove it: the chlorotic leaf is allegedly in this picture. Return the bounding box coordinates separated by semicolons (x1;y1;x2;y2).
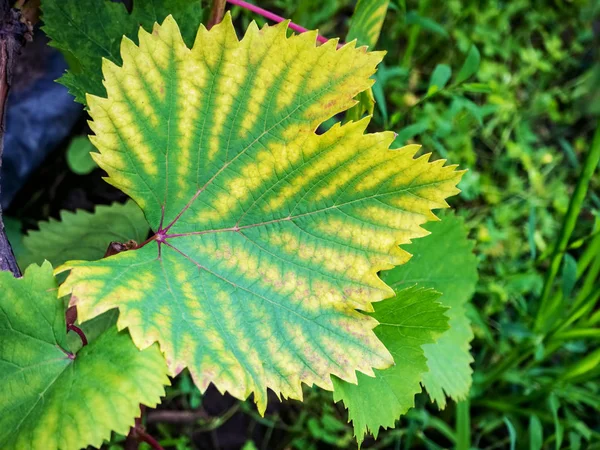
332;286;449;446
57;15;464;413
66;136;98;175
23;200;149;268
0;262;169;450
382;213;478;407
346;0;390;49
41;0;203;104
344;0;389;123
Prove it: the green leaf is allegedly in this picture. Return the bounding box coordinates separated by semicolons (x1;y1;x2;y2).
503;416;517;450
394;121;430;145
0;262;169;450
561;253;577;299
66;136;98;175
528;206;537;260
332;286;449;446
41;0;204;104
23;201;149;268
346;0;390;49
529;415;543;450
549;393;564;450
455;45;481;85
130;0;203;48
405;11;449;38
381;213;478;408
57;16;463;413
428;64;452;95
461;82;491;93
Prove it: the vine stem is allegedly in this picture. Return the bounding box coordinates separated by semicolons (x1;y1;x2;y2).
0;1;32;277
125;406;164;450
207;0;226;30
133;427;164;450
225;0;334;45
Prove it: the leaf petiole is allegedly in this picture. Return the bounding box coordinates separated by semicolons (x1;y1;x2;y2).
67;323;88;347
226;0;335;46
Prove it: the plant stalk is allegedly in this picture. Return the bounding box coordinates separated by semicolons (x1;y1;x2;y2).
207;0;226;29
0;1;32;277
455;399;471;450
225;0;332;45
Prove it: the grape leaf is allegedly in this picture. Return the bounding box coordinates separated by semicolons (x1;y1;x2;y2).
22;200;149;268
41;0;204;104
382;213;478;407
57;15;463;413
0;262;169;450
332;286;449;446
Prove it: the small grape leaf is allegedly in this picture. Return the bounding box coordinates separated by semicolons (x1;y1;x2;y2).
57;15;463;413
22;200;149;268
0;262;169;450
381;213;478;407
332;286;449;446
41;0;204;104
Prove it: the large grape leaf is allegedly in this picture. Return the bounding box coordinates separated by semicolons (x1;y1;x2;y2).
22;200;149;268
0;262;169;450
382;213;478;407
41;0;204;104
332;286;449;446
56;15;464;413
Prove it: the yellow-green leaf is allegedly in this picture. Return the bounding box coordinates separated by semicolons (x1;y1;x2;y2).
346;0;390;49
344;0;389;122
57;15;463;413
0;262;169;450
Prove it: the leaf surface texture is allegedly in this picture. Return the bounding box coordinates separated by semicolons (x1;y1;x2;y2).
57;15;463;412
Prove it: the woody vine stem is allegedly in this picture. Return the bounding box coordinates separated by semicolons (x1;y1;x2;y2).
0;0;30;278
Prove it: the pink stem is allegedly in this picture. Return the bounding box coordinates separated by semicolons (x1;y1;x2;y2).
67;324;88;347
226;0;330;44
